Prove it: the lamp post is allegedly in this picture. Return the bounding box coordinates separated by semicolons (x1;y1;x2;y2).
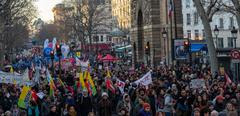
145;42;150;66
162;28;167;65
214;25;219;49
231;26;238;49
56;44;62;79
50;51;55;76
231;26;238;83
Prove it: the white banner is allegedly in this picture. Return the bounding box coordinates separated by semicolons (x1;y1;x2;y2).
80;60;89;71
0;69;32;86
134;71;152;86
190;79;205;89
116;78;125;94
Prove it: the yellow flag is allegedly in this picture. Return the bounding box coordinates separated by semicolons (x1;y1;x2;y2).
18;86;31;109
107;70;111;78
10;66;14;73
87;71;96;95
79;72;85;89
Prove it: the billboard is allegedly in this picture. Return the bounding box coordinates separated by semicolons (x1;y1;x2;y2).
174;39;188;60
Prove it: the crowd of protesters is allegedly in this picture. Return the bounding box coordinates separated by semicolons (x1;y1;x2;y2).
0;61;240;116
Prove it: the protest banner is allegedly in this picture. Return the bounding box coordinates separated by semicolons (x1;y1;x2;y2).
190;79;205;89
134;71;152;86
0;69;32;86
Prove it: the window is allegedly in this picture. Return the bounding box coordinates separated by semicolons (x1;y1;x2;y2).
229;17;234;29
186;0;190;8
219;18;224;29
228;37;234;48
95;36;99;42
202;30;205;40
217;38;224;48
187;14;191;25
101;35;104;42
107;36;112;42
187;30;191;39
194;12;199;25
194;30;199;40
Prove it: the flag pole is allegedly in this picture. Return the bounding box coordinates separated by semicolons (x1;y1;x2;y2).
170;0;174;64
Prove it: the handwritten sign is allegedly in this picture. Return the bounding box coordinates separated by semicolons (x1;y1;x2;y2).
190;79;205;89
134;71;152;86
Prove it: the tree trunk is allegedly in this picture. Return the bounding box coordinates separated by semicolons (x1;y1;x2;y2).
193;0;219;75
232;0;240;31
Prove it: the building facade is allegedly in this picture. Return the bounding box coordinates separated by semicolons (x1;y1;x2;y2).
52;4;74;41
130;0;183;66
111;0;131;29
182;0;240;80
182;0;240;48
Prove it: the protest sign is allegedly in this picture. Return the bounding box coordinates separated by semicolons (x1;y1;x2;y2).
190;79;205;89
0;69;32;86
134;71;152;86
116;79;125;94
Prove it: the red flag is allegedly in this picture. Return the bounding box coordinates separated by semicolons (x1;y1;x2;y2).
224;72;232;85
106;79;115;93
31;90;38;102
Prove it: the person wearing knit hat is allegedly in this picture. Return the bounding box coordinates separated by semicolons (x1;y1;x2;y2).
138;103;151;116
116;94;132;115
102;92;108;98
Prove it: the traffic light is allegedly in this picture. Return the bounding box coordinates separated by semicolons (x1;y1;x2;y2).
56;44;62;57
145;42;150;55
50;51;54;60
184;41;189;51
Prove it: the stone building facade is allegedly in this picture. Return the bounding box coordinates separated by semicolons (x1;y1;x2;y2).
130;0;183;66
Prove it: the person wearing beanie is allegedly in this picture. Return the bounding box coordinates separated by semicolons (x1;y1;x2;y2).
138;103;152;116
97;92;112;116
211;110;219;116
214;95;225;112
116;94;133;116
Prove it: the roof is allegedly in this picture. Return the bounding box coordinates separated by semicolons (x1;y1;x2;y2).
110;28;125;37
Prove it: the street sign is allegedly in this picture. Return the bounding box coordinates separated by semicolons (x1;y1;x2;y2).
231;49;240;59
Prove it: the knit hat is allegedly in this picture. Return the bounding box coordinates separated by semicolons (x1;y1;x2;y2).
102;92;108;97
143;103;150;109
216;95;224;101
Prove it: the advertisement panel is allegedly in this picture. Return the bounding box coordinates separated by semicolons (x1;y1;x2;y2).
174;39;188;60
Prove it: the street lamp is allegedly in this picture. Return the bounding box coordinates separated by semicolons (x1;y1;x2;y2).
214;25;219;48
50;51;55;75
231;26;238;49
162;28;167;64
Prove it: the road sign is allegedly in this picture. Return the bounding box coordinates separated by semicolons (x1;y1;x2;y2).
231;49;240;59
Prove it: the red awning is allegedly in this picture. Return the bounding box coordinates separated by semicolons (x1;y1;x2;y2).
101;54;119;62
83;44;111;50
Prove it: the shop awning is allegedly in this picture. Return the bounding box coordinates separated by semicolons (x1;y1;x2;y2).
191;44;206;52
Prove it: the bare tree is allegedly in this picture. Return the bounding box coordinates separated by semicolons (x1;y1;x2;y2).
219;0;240;31
0;0;36;62
37;23;61;42
71;0;112;52
193;0;222;74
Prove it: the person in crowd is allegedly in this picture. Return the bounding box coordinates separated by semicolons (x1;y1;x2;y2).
66;105;77;116
116;94;133;115
219;102;238;116
176;90;189;116
97;92;112;116
138;103;152;116
48;105;58;116
133;97;146;116
77;89;93;116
